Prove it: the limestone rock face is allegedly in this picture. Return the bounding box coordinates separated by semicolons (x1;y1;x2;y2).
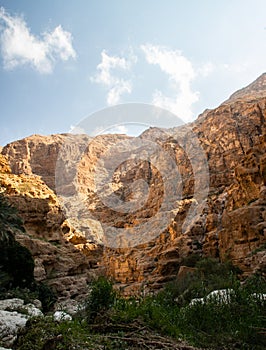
0;157;99;301
2;134;66;190
0;155;11;174
226;72;266;102
1;74;266;295
100;94;266;293
218;134;266;276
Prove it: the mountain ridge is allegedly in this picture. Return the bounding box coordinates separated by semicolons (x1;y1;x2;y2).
1;74;265;296
225;72;266;103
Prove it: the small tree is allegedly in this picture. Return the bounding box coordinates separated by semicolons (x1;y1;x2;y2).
85;276;116;322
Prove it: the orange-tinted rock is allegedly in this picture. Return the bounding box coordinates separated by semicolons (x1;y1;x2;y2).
0;154;11;174
1;74;266;294
0;156;98;301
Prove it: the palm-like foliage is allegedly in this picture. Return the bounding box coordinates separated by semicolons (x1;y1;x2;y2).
0;194;25;242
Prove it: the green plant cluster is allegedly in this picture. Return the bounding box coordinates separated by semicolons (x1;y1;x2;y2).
84;259;266;349
15;261;266;350
1;193;263;350
84;275;116;322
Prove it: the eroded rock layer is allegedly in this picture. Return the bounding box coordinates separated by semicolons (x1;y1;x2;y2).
0;154;101;301
1;74;266;295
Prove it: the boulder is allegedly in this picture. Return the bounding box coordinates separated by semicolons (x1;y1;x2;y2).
53;311;72;322
0;310;28;347
0;298;43;348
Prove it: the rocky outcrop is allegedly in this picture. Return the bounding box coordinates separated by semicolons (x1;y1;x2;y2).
217;133;266;276
1;74;266;295
0;298;42;348
225;72;266;103
0;155;11;174
0;156;100;302
1;134;66;190
100;93;266;293
0;298;74;348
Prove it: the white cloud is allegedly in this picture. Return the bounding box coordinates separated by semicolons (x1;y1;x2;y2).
222;62;250;73
0;7;76;73
111;125;128;134
141;44;200;120
107;81;131;105
197;62;215;77
152;89;199;121
91;50;134;105
141;44;195;85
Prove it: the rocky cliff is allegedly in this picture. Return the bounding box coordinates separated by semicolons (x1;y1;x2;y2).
1;74;266;295
0;154;101;303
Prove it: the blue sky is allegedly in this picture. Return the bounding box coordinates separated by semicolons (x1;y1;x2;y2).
0;0;266;145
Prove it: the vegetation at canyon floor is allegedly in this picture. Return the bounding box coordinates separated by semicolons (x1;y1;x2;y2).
12;268;266;350
0;195;265;349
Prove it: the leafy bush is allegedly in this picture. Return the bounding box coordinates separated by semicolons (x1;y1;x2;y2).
192;257;240;296
14;265;266;349
153;257;239;307
15;317;92;350
243;272;266;293
178;282;266;348
160;270;203;306
0;287;38;304
85;276;116;322
111;260;266;349
181;253;202;267
34;282;57;312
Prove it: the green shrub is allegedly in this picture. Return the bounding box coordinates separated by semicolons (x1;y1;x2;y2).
243;272;266;293
112;296;141;323
160;270;203;306
178;284;266;349
0;287;38;304
181;253;202;267
195;257;240;277
14;271;266;350
110;259;265;348
85;276;116;322
154;258;239;307
193;257;240;296
35;282;57;312
15;317;93;350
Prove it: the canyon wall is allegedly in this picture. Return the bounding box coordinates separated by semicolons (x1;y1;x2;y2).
0;154;101;302
1;74;266;295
